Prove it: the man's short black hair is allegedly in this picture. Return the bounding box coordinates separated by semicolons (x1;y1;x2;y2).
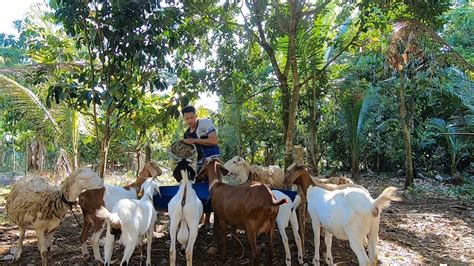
181;106;196;115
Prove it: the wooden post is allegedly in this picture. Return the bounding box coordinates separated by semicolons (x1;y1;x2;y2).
293;145;307;256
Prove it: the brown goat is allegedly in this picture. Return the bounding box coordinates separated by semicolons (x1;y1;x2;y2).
197;159;287;265
78;161;162;262
284;165;368;198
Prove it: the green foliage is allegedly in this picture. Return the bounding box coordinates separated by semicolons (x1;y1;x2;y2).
0;0;472;182
0;32;26;67
426;117;471;175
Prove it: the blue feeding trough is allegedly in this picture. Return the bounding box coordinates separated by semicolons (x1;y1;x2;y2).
153;183;213;213
153;183;297;213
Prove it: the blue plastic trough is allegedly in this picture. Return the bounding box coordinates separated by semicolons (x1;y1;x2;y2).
153;183;298;213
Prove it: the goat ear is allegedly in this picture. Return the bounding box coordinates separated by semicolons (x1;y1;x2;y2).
149;167;158;178
217;163;229;176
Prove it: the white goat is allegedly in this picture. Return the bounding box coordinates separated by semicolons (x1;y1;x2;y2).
224;156;285;188
272;190;304;265
168;169;203;266
307;186;399;265
96;178;160;266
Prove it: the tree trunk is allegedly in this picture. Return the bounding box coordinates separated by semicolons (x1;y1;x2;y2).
0;140;4;167
145;144;151;163
12;136;16;176
0;149;5;167
450;154;457;176
283;1;303;170
135;148;141;177
351;148;359;179
71;109;79;169
55;149;72;177
73;148;79;170
26;139;45;172
98;135;111;179
306;81;322;175
37;141;44;172
399;76;414;188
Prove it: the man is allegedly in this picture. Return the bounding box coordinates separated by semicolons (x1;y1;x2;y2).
181;105;221;173
181;105;220;226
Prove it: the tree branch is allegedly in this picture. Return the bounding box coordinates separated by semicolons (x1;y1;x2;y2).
248;0;288;85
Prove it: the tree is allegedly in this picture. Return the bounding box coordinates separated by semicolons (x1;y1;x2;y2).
388;19;473;187
51;0;186;177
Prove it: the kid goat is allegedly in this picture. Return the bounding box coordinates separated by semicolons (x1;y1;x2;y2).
96;177;160;266
78;161;162;261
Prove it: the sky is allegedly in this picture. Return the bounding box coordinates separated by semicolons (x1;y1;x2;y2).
0;0;42;36
0;0;220;112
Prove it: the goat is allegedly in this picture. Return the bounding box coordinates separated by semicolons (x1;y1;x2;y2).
196;158;287;265
96;177;160;266
221;159;304;265
5;168;104;266
223;156;285;188
272;190;304;265
78;161;162;261
168;164;202;266
284;165;400;265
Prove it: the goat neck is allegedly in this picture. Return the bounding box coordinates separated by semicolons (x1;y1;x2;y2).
291;170;314;199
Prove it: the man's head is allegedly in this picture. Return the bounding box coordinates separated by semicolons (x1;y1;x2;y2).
182;105;197;128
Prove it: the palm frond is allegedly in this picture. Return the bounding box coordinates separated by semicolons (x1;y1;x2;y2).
389;19;474;72
0;74;61;134
357;86;377;137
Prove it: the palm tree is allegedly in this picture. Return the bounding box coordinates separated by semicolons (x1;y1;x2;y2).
388;19;473;188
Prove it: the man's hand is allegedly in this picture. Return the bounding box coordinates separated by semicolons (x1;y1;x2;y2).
183;138;197;145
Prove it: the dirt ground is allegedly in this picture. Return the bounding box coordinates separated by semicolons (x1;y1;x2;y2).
0;175;472;265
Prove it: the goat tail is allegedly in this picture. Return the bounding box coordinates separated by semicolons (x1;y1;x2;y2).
96;207;121;226
292;194;302;211
289;194;302;221
371;186;401;217
274;198;288;206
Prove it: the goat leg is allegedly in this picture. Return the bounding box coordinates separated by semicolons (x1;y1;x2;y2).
324;230;334;265
80;217;91;258
92;224;105;262
245;225;258;266
37;229;48;266
267;223;275;266
12;226;25;262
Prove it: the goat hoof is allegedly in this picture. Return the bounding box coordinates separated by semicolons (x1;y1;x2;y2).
207;246;218;255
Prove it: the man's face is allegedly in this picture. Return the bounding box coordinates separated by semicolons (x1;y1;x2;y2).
183;112;197;128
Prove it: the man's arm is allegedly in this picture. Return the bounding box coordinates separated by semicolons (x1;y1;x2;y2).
183;131;219;146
